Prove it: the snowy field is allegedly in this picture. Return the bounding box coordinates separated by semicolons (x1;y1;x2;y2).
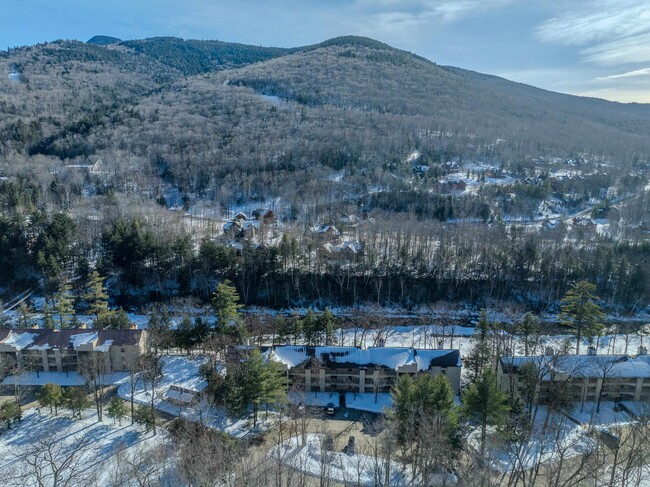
270;433;457;486
0;409;168;486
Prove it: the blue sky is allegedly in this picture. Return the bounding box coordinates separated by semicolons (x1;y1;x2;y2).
3;0;649;103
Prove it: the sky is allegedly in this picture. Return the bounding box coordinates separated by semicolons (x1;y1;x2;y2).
2;0;649;103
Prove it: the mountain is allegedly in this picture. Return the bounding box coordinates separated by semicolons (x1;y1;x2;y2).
227;36;650;156
1;35;649;210
87;35;122;45
119;37;293;75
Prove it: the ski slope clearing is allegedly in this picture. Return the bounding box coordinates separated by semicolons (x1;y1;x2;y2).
0;409;168;486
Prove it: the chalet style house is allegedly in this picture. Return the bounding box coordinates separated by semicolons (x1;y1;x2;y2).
0;328;146;374
260;345;461;394
499;348;650;404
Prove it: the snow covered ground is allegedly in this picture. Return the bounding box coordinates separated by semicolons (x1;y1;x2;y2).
116;354;274;438
270;433;457;486
473;401;644;474
0;408;168;486
290;391;393;414
1;371;129;387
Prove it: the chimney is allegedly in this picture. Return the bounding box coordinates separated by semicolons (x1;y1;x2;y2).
437;339;444;350
78;323;87;329
639;346;648;356
129;323;137;330
545;346;554;356
587;346;597;356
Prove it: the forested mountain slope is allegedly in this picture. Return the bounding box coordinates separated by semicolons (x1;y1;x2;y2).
228;36;650;158
1;36;649;308
119;37;293;75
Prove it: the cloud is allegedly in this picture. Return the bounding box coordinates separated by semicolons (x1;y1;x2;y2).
597;67;650;80
351;0;518;23
536;0;650;66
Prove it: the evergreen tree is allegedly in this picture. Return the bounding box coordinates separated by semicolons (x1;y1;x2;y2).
95;309;130;330
465;309;494;381
212;280;243;327
17;301;33;327
84;270;109;319
390;373;459;480
391;374;417;446
222;349;287;428
107;397;127;425
133;405;155;432
517;312;540;356
54;280;75;328
274;314;289;345
319;308;337;345
42;302;55;329
462;370;510;457
560;280;605;354
63;387;89;419
38;383;64;415
0;401;22;429
301;309;319;345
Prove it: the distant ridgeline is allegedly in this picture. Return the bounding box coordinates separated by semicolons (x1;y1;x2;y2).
86;35;122;46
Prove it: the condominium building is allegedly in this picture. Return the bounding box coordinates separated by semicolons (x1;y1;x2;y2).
260;345;462;394
0;328;146;374
499;349;650;404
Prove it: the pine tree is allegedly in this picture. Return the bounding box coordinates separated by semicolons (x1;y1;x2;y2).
64;387;90;419
0;401;21;429
462;370;510;457
319;308;336;345
84;270;109;319
18;302;33;327
301;309;318;345
107;397;127;425
275;314;289;345
560;280;605;354
212;280;243;327
42;302;55;329
54;281;75;328
133;405;155;432
38;383;64;415
224;349;287;428
517;312;540;356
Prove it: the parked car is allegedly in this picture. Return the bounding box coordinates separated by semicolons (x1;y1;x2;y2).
326;403;335;415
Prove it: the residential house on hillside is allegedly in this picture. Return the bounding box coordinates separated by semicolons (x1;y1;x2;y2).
223;219;260;240
443;179;467;193
256;345;461;397
499;348;650;404
306;224;341;242
252;208;277;225
317;240;363;263
0;328;146;374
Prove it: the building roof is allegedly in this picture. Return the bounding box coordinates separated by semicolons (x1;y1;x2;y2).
501;354;650;380
0;328;143;351
265;346;460;371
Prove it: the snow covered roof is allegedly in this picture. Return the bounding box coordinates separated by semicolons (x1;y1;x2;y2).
502;354;650;380
0;331;40;350
0;328;143;351
309;224;340;235
266;346;460;371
